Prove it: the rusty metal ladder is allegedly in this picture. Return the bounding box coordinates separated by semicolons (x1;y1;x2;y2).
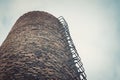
58;16;87;80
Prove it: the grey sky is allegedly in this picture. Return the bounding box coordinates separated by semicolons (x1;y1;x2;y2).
0;0;120;80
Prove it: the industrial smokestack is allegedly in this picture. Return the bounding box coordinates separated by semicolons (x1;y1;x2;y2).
0;11;86;80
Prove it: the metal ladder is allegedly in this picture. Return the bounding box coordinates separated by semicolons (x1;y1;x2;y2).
58;16;87;80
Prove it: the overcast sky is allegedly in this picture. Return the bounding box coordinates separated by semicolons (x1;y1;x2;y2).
0;0;120;80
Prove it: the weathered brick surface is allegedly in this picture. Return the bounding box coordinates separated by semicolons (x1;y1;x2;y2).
0;11;78;80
